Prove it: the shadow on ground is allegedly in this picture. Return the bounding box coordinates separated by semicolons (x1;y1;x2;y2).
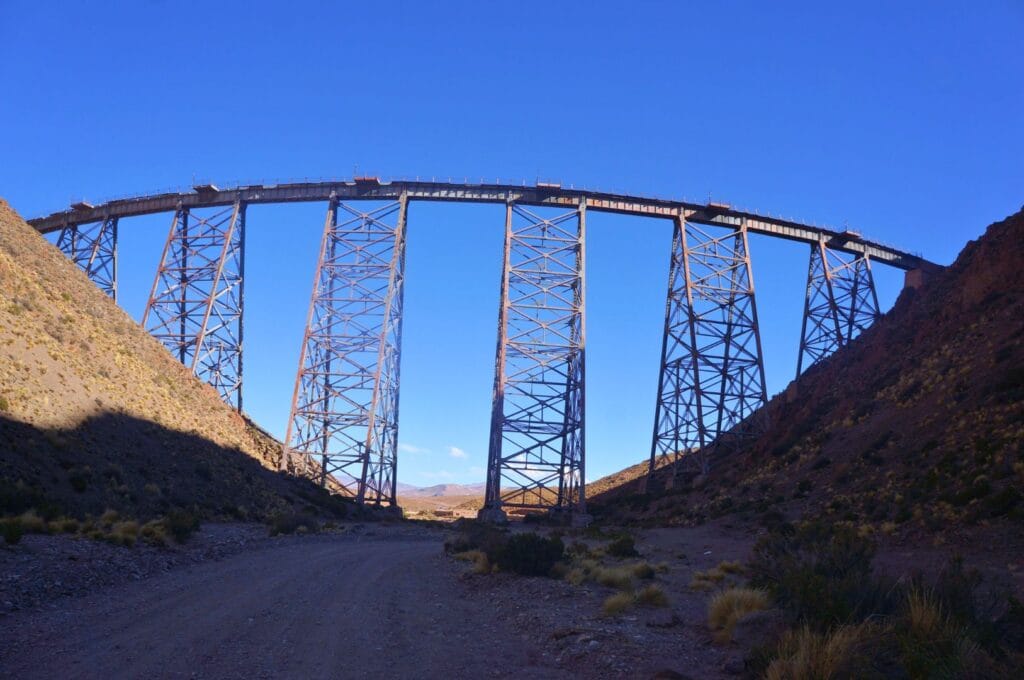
0;411;360;521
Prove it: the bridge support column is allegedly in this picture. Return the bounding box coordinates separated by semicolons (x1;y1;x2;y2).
480;200;587;522
57;217;118;300
142;202;246;411
796;241;880;376
648;216;768;479
283;194;407;508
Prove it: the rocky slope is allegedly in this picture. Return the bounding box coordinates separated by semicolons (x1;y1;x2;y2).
592;208;1024;535
0;198;346;521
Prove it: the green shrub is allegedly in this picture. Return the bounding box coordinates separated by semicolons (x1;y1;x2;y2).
444;520;508;559
986;486;1021;517
494;532;564;577
268;512;318;537
749;520;882;630
748;521;1024;677
606;534;639;558
68;468;89;492
165;509;201;542
566;540;591;556
1;518;24;545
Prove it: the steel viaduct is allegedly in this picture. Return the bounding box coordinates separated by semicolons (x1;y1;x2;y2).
28;178;938;522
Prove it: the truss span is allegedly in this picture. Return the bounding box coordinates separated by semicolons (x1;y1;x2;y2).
30;178;940;518
30;179;930;271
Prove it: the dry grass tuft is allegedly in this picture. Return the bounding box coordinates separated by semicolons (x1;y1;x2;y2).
602;592;634;617
595;566;635;591
140;519;168;546
48;517;80;534
635;584;669;607
717;560;745;574
764;624;868;680
631;562;656;580
106;520;139;547
906;588;945;638
565;568;587;586
708;587;771;643
691;561;746;591
17;510;46;533
453;549;491;574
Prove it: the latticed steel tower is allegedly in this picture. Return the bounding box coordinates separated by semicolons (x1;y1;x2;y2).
143;202;245;410
480;201;587;521
649;216;768;477
32;178;930;514
283;194;408;508
57;217;118;299
797;240;880;376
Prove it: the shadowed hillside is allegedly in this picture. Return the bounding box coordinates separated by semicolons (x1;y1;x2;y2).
592;208;1024;534
0;413;359;521
0;198;353;520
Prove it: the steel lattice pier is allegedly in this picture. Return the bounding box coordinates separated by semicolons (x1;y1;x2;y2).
797;241;881;376
649;217;769;477
481;202;587;520
283;195;408;507
142;203;245;410
57;217;118;299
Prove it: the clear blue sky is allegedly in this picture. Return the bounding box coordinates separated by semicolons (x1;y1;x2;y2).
2;1;1021;486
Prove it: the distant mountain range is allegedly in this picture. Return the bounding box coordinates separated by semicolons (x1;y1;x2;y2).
396;482;487;498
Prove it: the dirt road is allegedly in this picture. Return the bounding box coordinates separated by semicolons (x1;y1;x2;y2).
0;533;563;679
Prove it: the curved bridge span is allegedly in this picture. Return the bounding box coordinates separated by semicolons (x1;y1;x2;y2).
28;179;938;521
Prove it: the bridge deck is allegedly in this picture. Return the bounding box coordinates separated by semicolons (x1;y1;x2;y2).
27;180;931;270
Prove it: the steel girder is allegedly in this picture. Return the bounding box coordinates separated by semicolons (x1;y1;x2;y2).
56;217;118;299
283;196;408;507
482;202;586;518
142;203;246;410
796;241;880;376
28;181;932;273
649;217;768;477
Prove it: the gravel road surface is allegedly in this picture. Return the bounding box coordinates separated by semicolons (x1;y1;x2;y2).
1;534;563;679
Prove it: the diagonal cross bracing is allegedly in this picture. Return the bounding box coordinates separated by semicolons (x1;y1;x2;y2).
283;196;407;507
796;241;880;376
483;202;586;517
649;217;768;477
56;217;118;299
142;203;245;410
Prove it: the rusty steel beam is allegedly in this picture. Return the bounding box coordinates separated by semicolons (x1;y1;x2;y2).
27;180;933;271
282;195;407;508
480;201;587;522
56;217;118;299
796;241;881;376
649;216;768;478
142;202;245;410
